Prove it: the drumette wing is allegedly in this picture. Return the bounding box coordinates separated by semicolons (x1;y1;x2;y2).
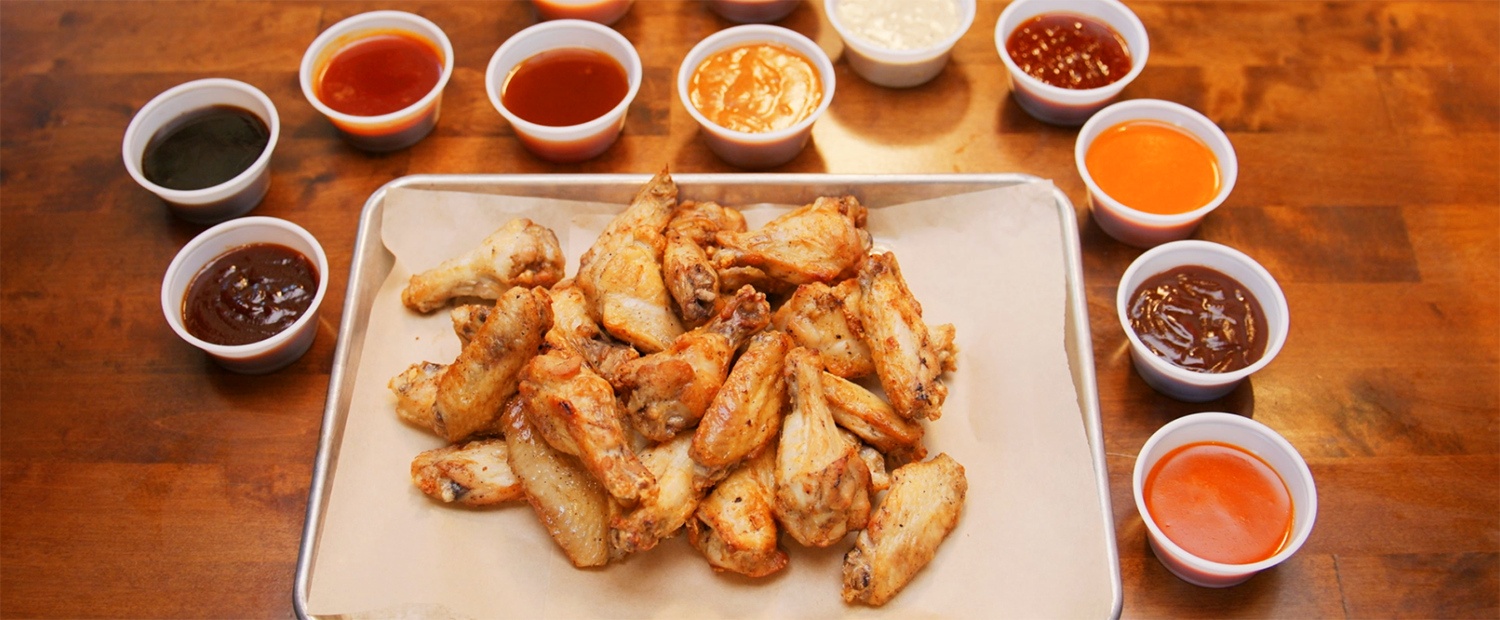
842;454;968;606
576;168;684;353
714;195;871;286
687;447;788;578
434;286;552;442
411;437;523;506
519;348;656;504
502;397;615;568
544;281;640;387
855;252;948;421
774;347;872;548
402;218;565;313
664;201;747;326
618;286;770;442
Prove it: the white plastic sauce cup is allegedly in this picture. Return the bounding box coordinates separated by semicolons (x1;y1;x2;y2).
825;0;976;88
1133;412;1318;587
122;78;280;224
161;217;329;375
485;19;643;163
995;0;1148;125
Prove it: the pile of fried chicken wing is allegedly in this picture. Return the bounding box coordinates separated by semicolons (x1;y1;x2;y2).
391;169;968;606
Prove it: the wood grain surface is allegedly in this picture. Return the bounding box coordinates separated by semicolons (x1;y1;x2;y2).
2;1;1496;618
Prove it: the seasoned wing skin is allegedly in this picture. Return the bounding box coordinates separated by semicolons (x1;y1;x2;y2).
544;282;640;388
577;168;684;353
774;348;872;548
773;280;875;379
502;397;615;568
610;433;702;555
450;304;492;347
714;195;871;286
842;454;968;606
411;437;524;506
435;287;553;442
402;218;566;313
823;371;927;463
619;286;771;442
390;361;446;434
687;448;789;578
855;252;948;421
691;330;791;468
520;348;656;504
664;201;748;325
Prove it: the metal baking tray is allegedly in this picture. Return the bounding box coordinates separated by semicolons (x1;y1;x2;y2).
293;173;1122;619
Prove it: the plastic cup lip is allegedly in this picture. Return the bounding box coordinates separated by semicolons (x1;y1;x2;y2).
994;0;1149;104
121;78;281;202
1076;98;1239;227
160;216;330;359
298;10;456;126
676;24;837;145
824;0;977;63
1132;412;1319;577
483;19;644;141
1115;240;1290;388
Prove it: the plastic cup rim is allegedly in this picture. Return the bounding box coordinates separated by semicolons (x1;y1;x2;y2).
1076;98;1239;225
1115;240;1290;385
676;24;837;143
160;216;330;357
994;0;1150;100
121;78;281;201
1132;412;1319;576
298;10;456;126
483;19;644;139
824;0;977;63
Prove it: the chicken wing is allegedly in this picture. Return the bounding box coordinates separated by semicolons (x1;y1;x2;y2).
714;195;871;286
855;252;948;421
390;360;446;434
434;286;552;442
842;454;968;606
774;347;872;548
411;437;523;506
691;330;790;468
501;396;615;568
609;433;703;555
619;286;771;442
823;371;927;463
772;279;875;379
544;281;640;387
520;347;656;504
687;447;788;578
664;201;747;325
402;218;566;313
576;168;684;353
450;304;492;347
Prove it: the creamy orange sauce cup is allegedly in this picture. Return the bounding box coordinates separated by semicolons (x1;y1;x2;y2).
677;25;835;169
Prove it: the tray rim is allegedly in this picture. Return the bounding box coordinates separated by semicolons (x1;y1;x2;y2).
293;172;1122;620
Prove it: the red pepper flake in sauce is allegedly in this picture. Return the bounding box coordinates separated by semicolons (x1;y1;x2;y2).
1005;13;1131;90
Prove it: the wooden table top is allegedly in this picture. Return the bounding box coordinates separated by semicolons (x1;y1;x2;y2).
3;1;1496;618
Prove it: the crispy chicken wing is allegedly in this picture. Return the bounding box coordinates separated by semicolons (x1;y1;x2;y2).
619;286;771;442
855;252;948;421
402;218;565;313
691;330;791;469
520;348;656;504
450;304;492;347
772;280;875;379
502;397;616;568
823;371;927;463
411;437;524;506
714;195;871;286
390;360;446;434
609;433;703;555
687;448;789;578
576;168;684;353
774;348;872;548
842;454;968;606
544;281;640;387
664;201;747;325
434;286;552;442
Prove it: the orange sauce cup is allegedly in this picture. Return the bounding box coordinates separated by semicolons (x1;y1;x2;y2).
299;11;454;152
